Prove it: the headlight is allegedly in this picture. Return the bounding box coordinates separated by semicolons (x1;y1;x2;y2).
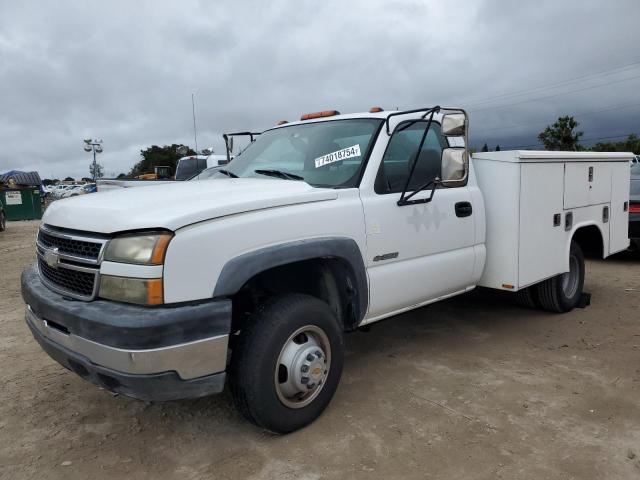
104;232;172;265
99;276;163;305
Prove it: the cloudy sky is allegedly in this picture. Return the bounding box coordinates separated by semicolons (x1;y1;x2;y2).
1;0;638;179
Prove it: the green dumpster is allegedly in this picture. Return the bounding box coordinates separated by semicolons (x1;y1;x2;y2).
0;188;42;221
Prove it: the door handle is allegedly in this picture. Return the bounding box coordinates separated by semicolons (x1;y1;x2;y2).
455;202;472;217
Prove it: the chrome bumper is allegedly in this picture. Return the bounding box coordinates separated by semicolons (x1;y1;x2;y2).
26;305;228;380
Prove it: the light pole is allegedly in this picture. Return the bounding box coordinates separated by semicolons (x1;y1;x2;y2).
84;139;103;182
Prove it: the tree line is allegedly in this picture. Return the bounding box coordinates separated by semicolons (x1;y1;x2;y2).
477;115;639;154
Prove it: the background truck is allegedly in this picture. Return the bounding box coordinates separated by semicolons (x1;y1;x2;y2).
21;106;631;433
174;154;229;181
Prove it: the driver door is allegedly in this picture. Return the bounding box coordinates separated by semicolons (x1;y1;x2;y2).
361;121;476;320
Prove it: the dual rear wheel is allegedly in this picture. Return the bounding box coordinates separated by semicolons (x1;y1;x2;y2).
517;240;585;313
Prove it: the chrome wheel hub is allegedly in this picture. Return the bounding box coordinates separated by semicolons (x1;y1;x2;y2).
275;325;331;409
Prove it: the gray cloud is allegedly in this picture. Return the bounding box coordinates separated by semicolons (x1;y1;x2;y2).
0;0;638;179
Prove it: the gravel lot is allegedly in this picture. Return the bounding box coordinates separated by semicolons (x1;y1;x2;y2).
1;220;639;479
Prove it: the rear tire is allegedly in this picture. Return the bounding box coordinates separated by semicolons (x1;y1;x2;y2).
537;240;585;313
515;286;539;309
0;211;5;232
230;294;344;433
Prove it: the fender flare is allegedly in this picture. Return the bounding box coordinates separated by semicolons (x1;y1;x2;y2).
213;237;368;322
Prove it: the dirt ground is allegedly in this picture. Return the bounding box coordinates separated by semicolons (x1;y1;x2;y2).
1;220;639;480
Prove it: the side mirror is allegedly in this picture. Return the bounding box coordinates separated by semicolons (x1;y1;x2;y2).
442;113;466;136
440;147;468;186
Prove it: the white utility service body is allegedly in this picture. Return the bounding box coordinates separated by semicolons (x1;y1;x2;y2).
474;150;631;290
21;107;632;432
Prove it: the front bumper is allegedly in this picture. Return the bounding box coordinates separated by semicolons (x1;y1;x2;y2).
21;265;232;401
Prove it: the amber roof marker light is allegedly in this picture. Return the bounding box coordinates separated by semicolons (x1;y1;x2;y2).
369;106;384;113
300;110;340;121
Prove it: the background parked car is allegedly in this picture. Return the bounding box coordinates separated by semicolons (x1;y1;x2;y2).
630;163;640;250
0;198;5;232
60;185;84;198
61;184;96;198
49;185;73;199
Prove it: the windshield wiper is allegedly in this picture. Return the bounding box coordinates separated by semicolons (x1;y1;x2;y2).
254;169;304;181
217;169;238;178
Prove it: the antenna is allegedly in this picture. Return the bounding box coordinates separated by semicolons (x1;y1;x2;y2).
192;93;198;153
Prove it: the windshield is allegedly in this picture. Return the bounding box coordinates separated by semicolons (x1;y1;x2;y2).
189;166;221;180
175;157;208;180
219;118;382;188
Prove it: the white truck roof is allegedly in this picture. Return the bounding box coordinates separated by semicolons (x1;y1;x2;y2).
270;109;446;130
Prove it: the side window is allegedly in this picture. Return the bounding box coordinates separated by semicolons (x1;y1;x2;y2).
375;121;447;194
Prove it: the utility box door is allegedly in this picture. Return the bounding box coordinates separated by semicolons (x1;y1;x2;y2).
519;163;567;287
609;163;631;253
564;162;612;208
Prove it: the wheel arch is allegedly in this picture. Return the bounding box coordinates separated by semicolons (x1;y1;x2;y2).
570;222;605;259
213;237;368;331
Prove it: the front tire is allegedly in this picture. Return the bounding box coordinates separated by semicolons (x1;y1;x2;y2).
0;211;5;231
537;240;585;313
230;294;344;433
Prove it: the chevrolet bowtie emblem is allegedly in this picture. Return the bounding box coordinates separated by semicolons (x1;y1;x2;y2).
44;248;60;269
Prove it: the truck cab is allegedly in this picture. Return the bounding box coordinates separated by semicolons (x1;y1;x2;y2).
21;106;631;433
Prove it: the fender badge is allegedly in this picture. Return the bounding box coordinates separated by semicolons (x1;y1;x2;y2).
44;248;60;269
373;252;399;262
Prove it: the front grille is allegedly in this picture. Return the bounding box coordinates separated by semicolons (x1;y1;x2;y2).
38;229;102;260
38;257;97;298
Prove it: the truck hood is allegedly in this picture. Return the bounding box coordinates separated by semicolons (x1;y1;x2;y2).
43;179;339;233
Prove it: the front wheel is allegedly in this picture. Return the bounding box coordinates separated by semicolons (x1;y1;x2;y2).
537;240;585;313
230;294;344;433
0;211;5;232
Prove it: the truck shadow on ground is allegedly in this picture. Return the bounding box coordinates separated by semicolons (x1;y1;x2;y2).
603;248;640;263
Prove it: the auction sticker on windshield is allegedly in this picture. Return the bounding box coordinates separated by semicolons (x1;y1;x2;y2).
315;145;361;168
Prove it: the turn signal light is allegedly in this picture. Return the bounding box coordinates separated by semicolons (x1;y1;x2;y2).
300;110;340;121
630;203;640;213
369;106;384;113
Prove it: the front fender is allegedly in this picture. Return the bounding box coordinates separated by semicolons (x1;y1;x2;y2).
213;237;368;321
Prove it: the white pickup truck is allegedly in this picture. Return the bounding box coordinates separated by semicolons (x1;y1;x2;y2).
21;106;632;433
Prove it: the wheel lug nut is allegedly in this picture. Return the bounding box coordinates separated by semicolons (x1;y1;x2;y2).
301;365;309;373
301;376;309;384
306;354;315;362
307;383;315;389
315;350;323;358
